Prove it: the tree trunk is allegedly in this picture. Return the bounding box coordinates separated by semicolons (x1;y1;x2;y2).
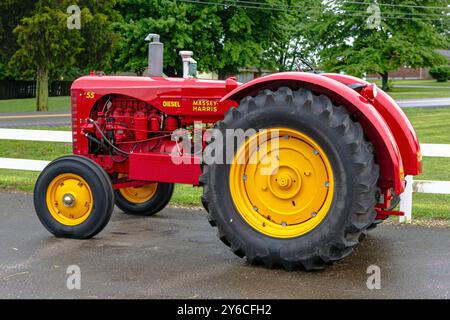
36;68;49;111
381;72;389;92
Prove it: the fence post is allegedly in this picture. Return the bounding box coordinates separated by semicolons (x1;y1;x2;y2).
399;175;413;223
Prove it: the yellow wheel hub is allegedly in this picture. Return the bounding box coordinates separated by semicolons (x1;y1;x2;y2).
46;173;93;226
229;128;334;238
119;183;158;204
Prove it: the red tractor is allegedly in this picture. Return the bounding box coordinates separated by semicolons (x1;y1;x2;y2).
34;34;422;270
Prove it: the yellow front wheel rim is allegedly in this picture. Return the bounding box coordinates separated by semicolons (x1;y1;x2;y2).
46;173;93;226
119;183;158;204
229;128;334;238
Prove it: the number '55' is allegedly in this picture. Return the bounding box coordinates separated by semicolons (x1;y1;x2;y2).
85;92;95;99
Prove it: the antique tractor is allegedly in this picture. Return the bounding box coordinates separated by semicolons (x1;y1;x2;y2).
34;35;422;270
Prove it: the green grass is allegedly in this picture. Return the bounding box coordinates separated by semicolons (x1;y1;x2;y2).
420;157;450;181
0;139;71;160
411;193;450;220
0;170;41;193
413;158;450;219
403;107;450;144
0;108;450;219
400;107;450;219
371;79;450;87
17;125;72;131
172;184;203;207
387;87;450;100
368;79;450;99
393;80;450;87
0;96;71;113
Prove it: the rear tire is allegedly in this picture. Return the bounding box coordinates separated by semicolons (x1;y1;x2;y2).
115;183;174;216
34;155;114;239
201;87;379;270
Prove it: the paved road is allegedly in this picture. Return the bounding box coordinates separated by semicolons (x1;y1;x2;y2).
0;192;448;299
397;97;450;108
0;112;70;128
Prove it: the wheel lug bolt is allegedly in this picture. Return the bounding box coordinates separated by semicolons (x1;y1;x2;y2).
325;181;330;187
313;149;319;155
281;221;287;227
311;211;317;217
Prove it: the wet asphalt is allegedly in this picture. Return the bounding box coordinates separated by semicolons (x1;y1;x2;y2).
0;192;449;299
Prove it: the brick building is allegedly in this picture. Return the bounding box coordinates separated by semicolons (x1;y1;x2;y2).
367;49;450;80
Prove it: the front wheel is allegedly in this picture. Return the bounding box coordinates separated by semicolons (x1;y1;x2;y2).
34;155;115;239
115;182;174;216
201;87;379;270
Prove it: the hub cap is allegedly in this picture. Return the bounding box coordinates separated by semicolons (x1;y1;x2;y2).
46;173;93;226
229;128;334;238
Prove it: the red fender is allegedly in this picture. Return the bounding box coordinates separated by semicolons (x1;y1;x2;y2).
220;72;405;194
322;73;422;176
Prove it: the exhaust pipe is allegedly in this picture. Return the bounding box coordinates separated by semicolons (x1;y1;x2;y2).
145;33;163;76
179;51;197;78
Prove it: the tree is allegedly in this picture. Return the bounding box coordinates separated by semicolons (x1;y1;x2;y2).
262;0;327;72
76;0;120;73
213;0;288;76
9;0;118;111
0;0;35;79
313;0;450;91
112;0;299;77
112;0;223;76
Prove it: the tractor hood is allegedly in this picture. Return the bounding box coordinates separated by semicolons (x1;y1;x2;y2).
71;75;240;104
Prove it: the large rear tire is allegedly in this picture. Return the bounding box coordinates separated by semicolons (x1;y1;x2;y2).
201;87;379;270
34;155;114;239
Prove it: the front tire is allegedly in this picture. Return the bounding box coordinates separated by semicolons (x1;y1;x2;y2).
201;88;379;270
115;182;174;216
34;155;114;239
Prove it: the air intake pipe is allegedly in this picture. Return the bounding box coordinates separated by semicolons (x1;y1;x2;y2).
145;33;163;76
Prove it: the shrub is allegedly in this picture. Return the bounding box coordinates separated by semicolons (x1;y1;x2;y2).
429;65;450;82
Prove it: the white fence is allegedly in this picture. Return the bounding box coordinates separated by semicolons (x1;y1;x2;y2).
0;129;72;171
0;128;449;223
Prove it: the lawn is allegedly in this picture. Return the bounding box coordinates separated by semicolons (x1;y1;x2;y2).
387;87;450;100
369;79;450;100
0;96;71;113
0;107;449;219
371;79;450;87
392;80;450;87
403;107;450;144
